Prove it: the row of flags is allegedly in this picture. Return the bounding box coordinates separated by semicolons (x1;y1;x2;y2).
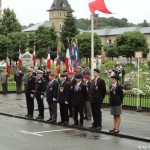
5;41;80;74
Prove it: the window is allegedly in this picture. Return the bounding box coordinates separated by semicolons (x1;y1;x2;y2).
107;39;112;45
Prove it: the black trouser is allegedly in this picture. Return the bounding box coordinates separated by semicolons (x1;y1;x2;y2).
25;94;34;116
59;103;69;123
68;99;73;116
16;82;22;94
36;97;44;118
73;105;84;125
48;102;57;121
91;103;102;127
2;83;8;94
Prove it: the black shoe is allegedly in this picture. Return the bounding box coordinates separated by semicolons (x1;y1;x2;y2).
63;121;69;126
113;130;119;134
47;118;52;122
58;121;64;124
109;129;115;133
89;126;95;129
72;123;78;126
95;126;102;130
49;120;56;123
36;116;44;120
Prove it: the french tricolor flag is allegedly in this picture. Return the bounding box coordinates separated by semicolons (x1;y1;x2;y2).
65;48;71;73
46;52;51;70
18;48;22;68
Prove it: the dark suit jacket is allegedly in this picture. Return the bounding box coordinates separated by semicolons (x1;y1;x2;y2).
25;75;35;95
72;82;87;106
34;77;46;98
57;81;70;104
109;84;124;106
46;80;59;103
68;78;76;100
14;71;24;83
90;77;106;104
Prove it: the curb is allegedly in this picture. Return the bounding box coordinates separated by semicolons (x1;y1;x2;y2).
0;112;150;143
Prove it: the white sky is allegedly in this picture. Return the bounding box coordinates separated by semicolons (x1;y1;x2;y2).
2;0;150;26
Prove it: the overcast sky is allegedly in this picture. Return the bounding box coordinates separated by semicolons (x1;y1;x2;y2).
2;0;150;26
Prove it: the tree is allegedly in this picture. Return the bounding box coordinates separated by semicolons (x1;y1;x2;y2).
0;8;22;35
61;9;79;49
138;20;150;27
0;35;11;60
115;31;149;61
75;32;102;64
103;44;118;60
7;32;28;63
34;26;58;66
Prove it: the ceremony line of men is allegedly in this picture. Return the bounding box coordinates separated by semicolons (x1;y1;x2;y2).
25;66;123;134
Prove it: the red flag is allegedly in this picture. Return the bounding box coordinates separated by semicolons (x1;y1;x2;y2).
6;51;10;74
46;52;51;70
65;48;71;73
89;0;112;14
32;45;36;70
56;42;61;74
18;48;22;68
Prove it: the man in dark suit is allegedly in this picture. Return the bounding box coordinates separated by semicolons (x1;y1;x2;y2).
57;74;69;125
72;73;87;126
68;72;76;117
14;67;24;94
46;73;58;123
25;68;36;118
83;75;92;120
90;69;106;130
34;70;46;120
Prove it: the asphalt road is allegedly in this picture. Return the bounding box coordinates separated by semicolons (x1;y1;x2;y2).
0;115;149;150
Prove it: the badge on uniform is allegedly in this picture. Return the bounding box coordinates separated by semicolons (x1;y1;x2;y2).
78;87;81;91
60;87;64;92
96;86;98;90
113;91;116;95
50;87;53;91
70;86;73;90
86;87;89;92
38;81;41;83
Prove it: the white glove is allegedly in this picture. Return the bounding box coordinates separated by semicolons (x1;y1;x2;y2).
41;95;45;99
30;94;34;98
65;101;68;105
53;98;57;102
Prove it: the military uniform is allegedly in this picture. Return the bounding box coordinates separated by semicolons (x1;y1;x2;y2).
25;73;35;117
72;75;87;126
46;76;59;122
90;76;106;129
57;80;69;124
14;71;24;94
34;74;46;119
68;77;76;117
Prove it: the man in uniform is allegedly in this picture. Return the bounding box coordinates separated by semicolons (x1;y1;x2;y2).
72;73;87;126
57;74;69;125
68;72;76;117
34;70;46;120
83;75;92;120
1;68;9;95
25;68;36;118
14;67;24;94
90;69;106;130
46;73;58;123
82;66;91;76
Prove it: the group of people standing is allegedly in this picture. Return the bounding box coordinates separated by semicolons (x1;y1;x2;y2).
24;66;124;134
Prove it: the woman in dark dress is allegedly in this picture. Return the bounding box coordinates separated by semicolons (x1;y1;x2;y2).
109;75;124;134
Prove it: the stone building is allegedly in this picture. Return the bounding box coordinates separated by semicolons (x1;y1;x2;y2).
23;0;71;36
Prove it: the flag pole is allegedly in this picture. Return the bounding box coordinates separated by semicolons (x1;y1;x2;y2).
91;14;94;79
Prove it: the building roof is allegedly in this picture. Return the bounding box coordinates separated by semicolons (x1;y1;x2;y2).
22;21;51;32
92;27;150;36
48;0;71;11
